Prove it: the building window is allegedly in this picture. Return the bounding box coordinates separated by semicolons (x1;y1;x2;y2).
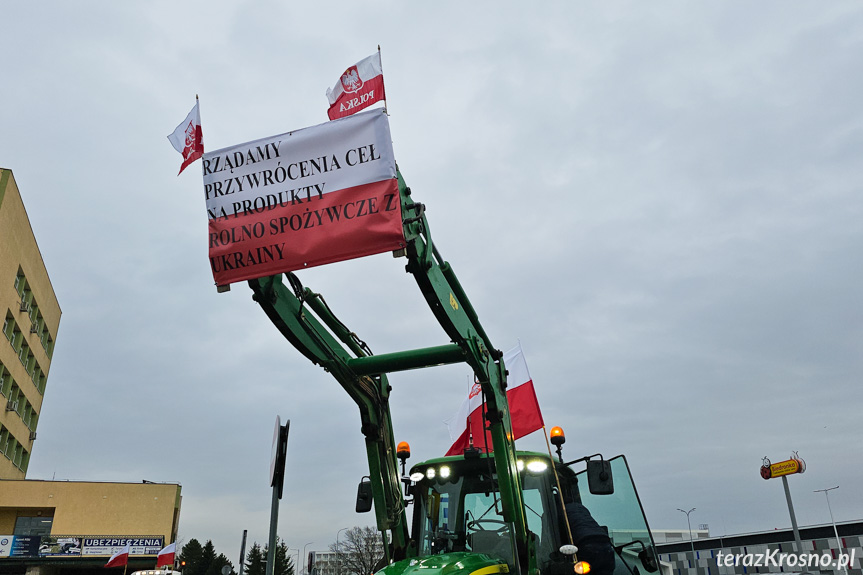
14;516;53;536
2;371;13;398
0;426;8;457
7;383;20;414
2;314;13;342
13;270;25;296
13;442;23;467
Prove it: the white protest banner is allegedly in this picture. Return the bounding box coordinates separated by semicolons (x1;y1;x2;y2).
202;109;403;286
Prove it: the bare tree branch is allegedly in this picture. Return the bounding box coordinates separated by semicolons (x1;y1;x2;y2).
328;527;384;575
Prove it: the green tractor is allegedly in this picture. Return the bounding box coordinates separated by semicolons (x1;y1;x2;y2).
389;449;660;575
248;172;661;575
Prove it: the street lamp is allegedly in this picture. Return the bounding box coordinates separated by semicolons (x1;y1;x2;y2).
336;528;349;575
303;542;313;575
677;508;697;560
814;486;847;575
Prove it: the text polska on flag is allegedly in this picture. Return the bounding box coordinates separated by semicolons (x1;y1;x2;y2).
326;50;386;120
168;98;204;175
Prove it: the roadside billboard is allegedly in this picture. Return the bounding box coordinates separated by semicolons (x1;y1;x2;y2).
0;535;163;559
0;536;12;557
81;537;164;556
760;456;806;480
37;536;82;556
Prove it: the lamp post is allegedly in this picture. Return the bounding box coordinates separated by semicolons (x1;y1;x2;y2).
336;528;349;575
293;549;300;575
677;508;697;561
814;486;847;575
303;542;313;575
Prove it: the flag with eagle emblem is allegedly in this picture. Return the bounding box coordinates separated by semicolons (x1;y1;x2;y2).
326;51;386;120
167;100;204;175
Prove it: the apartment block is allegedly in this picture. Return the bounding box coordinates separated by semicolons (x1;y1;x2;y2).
0;168;61;479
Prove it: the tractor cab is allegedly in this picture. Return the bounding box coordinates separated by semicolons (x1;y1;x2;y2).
405;452;572;572
399;450;660;575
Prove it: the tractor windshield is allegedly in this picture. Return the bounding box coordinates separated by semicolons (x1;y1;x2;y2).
410;454;566;570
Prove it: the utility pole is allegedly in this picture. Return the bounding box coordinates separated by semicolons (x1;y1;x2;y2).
266;418;290;575
677;508;697;563
814;486;847;575
238;530;248;575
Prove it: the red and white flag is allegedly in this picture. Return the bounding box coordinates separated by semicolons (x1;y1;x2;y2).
105;543;131;568
444;343;544;456
326;52;386;121
156;542;176;568
168;100;204;175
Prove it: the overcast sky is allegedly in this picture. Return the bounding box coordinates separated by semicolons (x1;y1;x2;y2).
2;0;861;564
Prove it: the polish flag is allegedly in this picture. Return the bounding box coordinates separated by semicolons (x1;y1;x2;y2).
168;100;204;175
444;343;544;456
156;542;176;568
105;544;131;568
326;52;386;120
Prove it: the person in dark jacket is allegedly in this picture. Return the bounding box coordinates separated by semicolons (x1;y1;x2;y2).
565;501;616;575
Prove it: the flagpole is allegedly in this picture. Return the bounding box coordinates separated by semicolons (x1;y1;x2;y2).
543;426;574;547
377;45;388;115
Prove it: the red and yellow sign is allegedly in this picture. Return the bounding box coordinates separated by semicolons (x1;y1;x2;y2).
760;458;806;480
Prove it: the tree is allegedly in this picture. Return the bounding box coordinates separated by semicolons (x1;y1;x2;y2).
205;553;236;575
200;541;218;575
248;538;294;575
272;539;295;575
328;527;384;575
178;538;234;575
180;539;204;575
245;543;266;575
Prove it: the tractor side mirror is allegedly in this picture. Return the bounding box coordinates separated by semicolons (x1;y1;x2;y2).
587;459;614;495
356;478;373;513
639;547;659;572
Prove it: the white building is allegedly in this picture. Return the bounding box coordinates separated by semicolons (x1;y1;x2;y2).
652;527;710;544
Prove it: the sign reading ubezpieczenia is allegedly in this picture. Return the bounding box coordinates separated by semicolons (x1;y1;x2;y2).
202;108;403;286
